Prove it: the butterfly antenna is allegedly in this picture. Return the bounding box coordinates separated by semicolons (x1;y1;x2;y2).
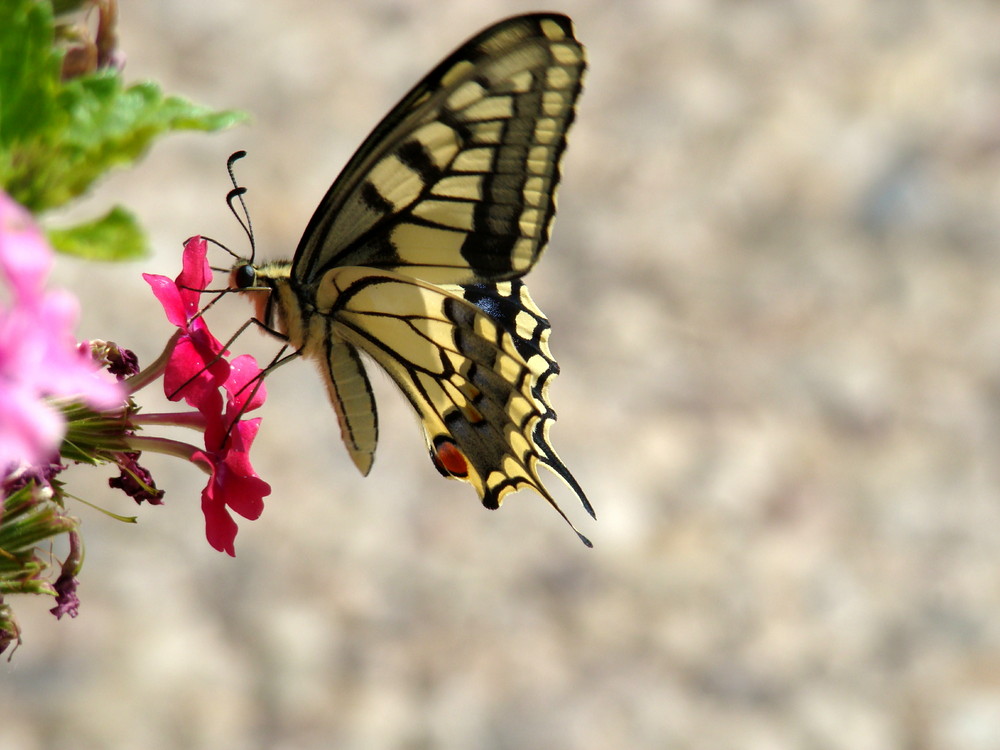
197;234;243;264
225;150;256;262
190;149;256;266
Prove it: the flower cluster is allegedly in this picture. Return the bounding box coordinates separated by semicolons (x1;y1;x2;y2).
1;191;125;651
2;210;271;651
140;237;271;556
1;0;251;652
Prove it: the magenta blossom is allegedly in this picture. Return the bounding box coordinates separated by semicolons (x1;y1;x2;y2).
143;236;229;415
193;354;271;556
0;191;123;469
141;237;271;555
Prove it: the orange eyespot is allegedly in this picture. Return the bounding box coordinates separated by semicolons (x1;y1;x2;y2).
430;438;469;478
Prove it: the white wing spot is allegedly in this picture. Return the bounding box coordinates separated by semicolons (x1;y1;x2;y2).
432;174;483;200
523;176;546;207
519;208;541;237
540;18;568;42
527;145;551;175
414;121;461;168
550;43;581;65
412;199;475;231
542;91;568;117
534;118;558;145
512;239;535;271
440;59;475;88
546;66;572;90
447;80;485;111
515;310;539;336
509;70;535;93
471;121;504;144
452;146;494;173
368;154;421;209
390;223;468;268
464;95;514;122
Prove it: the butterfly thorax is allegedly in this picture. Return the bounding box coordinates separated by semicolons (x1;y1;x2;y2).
230;260;314;351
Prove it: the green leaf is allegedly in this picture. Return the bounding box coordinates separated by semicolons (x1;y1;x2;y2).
47;205;148;261
0;0;247;213
6;73;247;212
0;0;62;148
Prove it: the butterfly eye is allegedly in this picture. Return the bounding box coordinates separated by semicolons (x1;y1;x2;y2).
233;263;256;289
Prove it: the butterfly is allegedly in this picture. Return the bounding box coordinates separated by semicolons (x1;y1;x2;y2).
226;14;594;545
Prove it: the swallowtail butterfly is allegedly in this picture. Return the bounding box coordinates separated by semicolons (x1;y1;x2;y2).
229;14;594;545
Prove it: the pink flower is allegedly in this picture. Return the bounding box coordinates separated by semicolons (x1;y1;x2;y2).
0;192;123;469
143;237;229;414
193;355;271;556
142;236;271;555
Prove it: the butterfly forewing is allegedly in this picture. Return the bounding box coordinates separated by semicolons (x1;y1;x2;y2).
291;14;585;287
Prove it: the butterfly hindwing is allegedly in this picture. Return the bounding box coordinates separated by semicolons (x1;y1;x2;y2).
291;13;586;287
310;266;592;545
460;280;595;521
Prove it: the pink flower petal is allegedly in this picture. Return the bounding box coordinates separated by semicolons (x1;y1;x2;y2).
194;414;270;557
226;354;267;414
201;484;240;556
177;238;212;314
142;273;188;328
0;194;52;297
0;388;65;464
163;329;229;411
0;191;124;468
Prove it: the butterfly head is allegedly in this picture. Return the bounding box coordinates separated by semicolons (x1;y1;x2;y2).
227;258;297;339
228;259;273;328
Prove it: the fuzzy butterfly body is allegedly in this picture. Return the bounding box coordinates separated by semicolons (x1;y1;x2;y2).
231;14;593;545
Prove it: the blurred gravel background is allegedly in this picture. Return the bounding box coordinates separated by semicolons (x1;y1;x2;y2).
5;1;1000;748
